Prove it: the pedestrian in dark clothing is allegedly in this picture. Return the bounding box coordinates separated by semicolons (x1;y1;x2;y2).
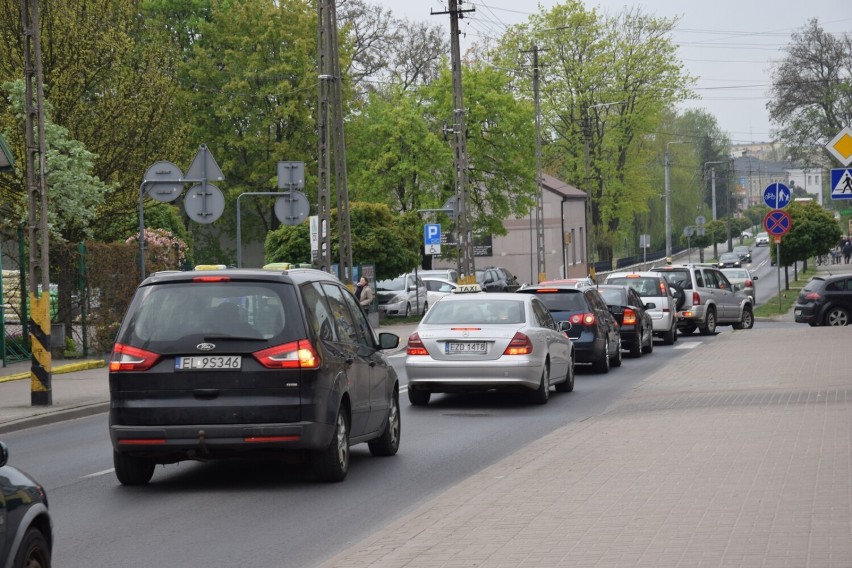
843;240;852;264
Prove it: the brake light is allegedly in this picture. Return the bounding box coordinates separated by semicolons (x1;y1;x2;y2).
804;292;822;301
623;308;637;325
192;276;231;282
535;288;559;293
503;332;533;355
253;339;320;369
569;312;596;326
110;343;161;372
744;279;753;287
407;332;429;356
692;292;701;305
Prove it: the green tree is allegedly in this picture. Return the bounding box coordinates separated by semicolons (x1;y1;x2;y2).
265;202;421;281
772;201;841;267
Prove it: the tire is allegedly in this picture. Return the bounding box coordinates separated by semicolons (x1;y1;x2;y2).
369;389;401;457
824;306;850;326
422;301;428;315
733;306;754;330
13;527;51;568
530;364;550;405
555;355;575;392
642;328;654;354
699;308;717;335
113;451;155;486
662;321;676;345
408;387;431;406
592;339;610;374
610;338;623;367
311;407;350;482
628;336;642;358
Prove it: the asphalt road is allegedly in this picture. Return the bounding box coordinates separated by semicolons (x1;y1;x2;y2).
0;326;743;568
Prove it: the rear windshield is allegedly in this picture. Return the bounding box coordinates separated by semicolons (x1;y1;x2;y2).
522;290;587;313
116;281;303;348
606;277;661;297
597;288;626;306
654;269;692;290
422;299;525;325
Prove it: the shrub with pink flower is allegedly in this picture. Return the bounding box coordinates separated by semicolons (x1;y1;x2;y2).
125;228;189;270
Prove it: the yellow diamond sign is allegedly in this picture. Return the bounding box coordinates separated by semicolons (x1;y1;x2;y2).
826;126;852;166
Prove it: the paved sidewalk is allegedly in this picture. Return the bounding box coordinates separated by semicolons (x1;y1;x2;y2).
318;324;852;568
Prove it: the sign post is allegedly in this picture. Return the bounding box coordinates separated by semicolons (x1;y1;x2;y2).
763;209;792;313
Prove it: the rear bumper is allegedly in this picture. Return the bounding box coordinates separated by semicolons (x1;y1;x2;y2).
406;358;543;391
793;304;820;325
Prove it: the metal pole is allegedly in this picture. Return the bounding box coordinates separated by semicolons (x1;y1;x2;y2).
236;194;243;268
138;182;146;280
776;240;782;312
533;45;545;282
664;145;672;258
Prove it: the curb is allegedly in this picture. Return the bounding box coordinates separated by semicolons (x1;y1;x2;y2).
0;359;106;384
0;402;110;435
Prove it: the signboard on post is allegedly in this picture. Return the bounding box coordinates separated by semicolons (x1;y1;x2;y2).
762;183;791;209
830;168;852;200
763;210;792;237
826;126;852;167
424;224;441;246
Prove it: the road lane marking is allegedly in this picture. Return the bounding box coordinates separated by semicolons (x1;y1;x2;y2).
674;342;701;349
83;469;115;478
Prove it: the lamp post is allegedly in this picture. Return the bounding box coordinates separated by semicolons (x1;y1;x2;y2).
665;141;688;258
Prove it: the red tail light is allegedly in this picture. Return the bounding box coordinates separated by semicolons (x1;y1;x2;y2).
804;292;822;301
744;279;753;287
569;312;596;326
692;292;701;305
110;343;160;372
503;332;533;355
192;276;231;282
407;332;429;356
253;339;320;369
623;308;637;325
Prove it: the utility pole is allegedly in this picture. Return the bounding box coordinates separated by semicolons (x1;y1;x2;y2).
532;46;545;283
434;0;475;283
704;160;726;260
316;0;353;283
664;141;689;259
21;0;52;405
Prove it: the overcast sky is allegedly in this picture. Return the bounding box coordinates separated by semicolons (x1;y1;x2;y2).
374;0;848;145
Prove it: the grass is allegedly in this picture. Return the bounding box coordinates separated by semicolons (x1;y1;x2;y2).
753;267;815;318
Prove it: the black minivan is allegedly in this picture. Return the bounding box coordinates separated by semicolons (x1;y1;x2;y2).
108;268;401;484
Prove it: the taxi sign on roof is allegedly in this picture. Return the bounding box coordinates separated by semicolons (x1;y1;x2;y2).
453;284;482;293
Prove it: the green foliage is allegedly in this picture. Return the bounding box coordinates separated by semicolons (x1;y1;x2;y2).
265;202;421;281
772;202;841;266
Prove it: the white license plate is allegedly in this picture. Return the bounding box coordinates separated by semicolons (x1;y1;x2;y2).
445;342;486;354
175;356;242;370
794;310;802;317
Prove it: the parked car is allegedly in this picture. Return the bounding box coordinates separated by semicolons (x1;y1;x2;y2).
518;284;622;373
596;284;654;358
422;277;457;307
376;272;428;317
741;230;754;239
539;277;596;289
717;252;742;268
603;271;679;345
651;264;754;335
108;268;401;484
0;441;53;568
793;274;852;326
755;232;770;246
476;267;521;293
720;268;758;305
733;245;752;264
417;268;458;283
405;290;575;405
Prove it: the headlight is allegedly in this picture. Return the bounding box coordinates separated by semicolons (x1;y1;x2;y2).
392;293;407;303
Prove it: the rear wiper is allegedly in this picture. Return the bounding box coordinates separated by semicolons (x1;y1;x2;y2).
203;334;267;341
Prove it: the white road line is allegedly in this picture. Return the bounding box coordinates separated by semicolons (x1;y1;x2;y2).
674;342;702;349
83;468;115;479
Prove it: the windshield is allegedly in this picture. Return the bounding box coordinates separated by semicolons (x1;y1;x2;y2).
377;276;406;291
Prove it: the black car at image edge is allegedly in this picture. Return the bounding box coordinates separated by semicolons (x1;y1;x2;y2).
108;268;401;485
0;441;53;568
793;274;852;326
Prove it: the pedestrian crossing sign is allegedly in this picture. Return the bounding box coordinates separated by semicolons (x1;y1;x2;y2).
830;168;852;200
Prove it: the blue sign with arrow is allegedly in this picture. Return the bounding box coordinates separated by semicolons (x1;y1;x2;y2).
762;182;791;209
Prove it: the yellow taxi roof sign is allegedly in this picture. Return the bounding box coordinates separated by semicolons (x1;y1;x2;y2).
194;264;227;271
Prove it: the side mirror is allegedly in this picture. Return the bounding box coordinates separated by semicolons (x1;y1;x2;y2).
378;332;400;350
752;275;758;280
645;302;656;310
0;441;8;468
557;320;572;332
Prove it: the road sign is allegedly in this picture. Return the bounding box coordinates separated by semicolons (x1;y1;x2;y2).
274;191;310;226
424;224;441;245
143;161;183;202
762;183;791;209
277;161;305;189
185;145;224;181
826;126;852;166
695;215;705;226
763;209;792;237
427;244;442;256
830;168;852;200
683;226;694;237
184;184;225;224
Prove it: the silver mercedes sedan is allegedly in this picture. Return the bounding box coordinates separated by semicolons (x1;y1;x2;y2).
404;290;575;406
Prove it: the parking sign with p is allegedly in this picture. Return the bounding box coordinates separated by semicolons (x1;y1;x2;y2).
424;224;441;245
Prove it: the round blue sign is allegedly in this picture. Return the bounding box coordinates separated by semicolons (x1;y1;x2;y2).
762;183;791;209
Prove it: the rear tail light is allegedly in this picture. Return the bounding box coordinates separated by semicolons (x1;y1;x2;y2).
407;332;429;356
692;292;701;305
110;344;161;372
623;308;637;325
192;276;232;282
569;312;596;326
804;292;822;301
503;332;533;355
744;279;753;287
253;339;320;369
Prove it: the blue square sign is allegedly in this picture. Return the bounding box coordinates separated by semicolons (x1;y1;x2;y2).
424;224;441;245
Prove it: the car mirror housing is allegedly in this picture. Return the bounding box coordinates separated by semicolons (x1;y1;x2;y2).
557;320;572;332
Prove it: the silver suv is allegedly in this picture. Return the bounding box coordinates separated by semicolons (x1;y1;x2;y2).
651;264;754;335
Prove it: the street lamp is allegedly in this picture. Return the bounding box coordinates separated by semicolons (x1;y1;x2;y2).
0;134;14;172
665;141;689;258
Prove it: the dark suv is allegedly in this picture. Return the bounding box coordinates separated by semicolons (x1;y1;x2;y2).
476;267;520;292
109;268;401;485
518;285;622;373
1;441;53;568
